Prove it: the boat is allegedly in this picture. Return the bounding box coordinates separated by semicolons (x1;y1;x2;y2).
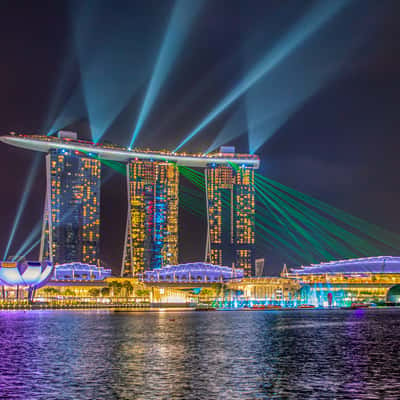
340;303;370;309
251;304;266;310
266;304;282;309
195;304;217;311
298;304;316;309
349;303;370;309
251;304;282;310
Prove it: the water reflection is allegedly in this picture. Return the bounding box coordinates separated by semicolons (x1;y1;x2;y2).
0;309;400;399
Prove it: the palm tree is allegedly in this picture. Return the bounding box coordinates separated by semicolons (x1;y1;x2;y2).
122;280;133;298
88;288;100;297
64;288;75;296
109;281;122;297
211;282;226;306
135;288;150;299
43;287;60;297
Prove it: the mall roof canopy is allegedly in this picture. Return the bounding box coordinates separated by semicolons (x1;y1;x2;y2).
53;263;112;281
143;262;244;282
290;256;400;275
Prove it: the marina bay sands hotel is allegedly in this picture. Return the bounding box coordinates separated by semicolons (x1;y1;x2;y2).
1;132;260;276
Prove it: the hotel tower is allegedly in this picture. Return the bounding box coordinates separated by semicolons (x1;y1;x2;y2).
205;163;255;276
39;133;101;265
121;160;179;276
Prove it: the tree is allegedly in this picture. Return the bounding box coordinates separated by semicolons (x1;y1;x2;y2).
109;281;123;297
135;288;150;298
211;283;225;298
200;288;213;298
100;287;110;297
63;289;75;296
43;287;60;297
88;288;100;297
122;280;133;297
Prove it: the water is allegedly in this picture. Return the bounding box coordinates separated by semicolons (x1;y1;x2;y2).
1;309;400;399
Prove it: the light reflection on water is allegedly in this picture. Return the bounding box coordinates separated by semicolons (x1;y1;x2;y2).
0;309;400;399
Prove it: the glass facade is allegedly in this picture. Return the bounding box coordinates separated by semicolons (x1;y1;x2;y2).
122;160;178;277
206;165;255;276
40;149;101;265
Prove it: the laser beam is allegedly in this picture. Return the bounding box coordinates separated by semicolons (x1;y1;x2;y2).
47;87;88;136
71;0;165;143
12;220;42;262
206;105;247;154
129;0;204;148
43;39;82;136
3;154;41;260
16;238;41;262
174;0;348;151
245;0;370;153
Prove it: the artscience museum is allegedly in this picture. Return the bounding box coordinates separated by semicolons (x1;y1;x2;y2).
0;260;53;300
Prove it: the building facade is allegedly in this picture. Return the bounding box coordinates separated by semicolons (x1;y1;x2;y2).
205;164;256;276
122;160;179;276
143;262;244;283
40;149;101;265
53;262;112;281
0;260;54;301
287;256;400;306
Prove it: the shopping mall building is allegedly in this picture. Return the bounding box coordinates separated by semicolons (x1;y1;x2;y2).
286;256;400;306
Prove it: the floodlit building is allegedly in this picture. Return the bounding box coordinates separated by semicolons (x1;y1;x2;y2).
205;159;256;276
0;260;53;300
40;148;101;264
122;160;179;276
53;262;112;281
39;132;101;265
143;262;244;283
288;256;400;305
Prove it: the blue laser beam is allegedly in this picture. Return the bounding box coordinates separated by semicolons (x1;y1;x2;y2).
12;220;42;261
206;105;248;154
174;0;349;152
245;1;370;153
16;238;41;262
129;0;204;148
3;155;41;260
11;162;115;262
43;40;81;135
47;87;88;136
72;1;168;143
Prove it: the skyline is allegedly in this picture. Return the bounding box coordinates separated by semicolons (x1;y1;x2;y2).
1;0;400;274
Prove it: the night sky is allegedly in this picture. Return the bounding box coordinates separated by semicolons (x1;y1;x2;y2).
1;0;400;275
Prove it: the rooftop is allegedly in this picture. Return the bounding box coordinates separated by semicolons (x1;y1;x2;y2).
0;133;260;169
289;256;400;275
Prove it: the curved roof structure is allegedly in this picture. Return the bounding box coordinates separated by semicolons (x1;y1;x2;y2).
0;260;53;287
290;256;400;275
143;262;244;282
54;262;112;281
0;134;260;169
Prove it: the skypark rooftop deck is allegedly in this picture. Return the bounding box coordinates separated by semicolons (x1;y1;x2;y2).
0;134;260;168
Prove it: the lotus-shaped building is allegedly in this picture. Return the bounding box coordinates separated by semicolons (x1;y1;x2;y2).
0;260;53;291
